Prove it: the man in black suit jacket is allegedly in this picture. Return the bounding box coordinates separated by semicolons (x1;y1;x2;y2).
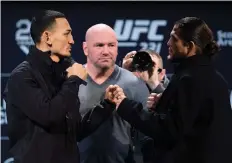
106;17;232;163
4;10;115;163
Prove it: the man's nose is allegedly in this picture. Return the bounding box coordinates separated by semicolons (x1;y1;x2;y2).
102;45;110;54
69;35;74;44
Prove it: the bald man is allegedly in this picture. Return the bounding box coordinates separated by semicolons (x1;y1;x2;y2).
77;24;150;163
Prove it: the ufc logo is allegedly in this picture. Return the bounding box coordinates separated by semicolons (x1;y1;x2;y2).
114;19;167;41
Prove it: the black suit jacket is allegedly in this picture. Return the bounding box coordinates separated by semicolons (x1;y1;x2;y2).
117;55;232;163
4;47;115;163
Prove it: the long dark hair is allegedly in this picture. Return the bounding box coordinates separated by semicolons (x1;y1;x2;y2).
174;17;220;57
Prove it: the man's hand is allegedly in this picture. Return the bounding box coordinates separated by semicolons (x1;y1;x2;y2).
105;85;126;109
146;93;162;111
122;51;137;70
66;63;87;80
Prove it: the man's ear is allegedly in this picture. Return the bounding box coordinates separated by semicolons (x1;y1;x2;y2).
41;31;52;46
83;42;88;56
187;41;196;56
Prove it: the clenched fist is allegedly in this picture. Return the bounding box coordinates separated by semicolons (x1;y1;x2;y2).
105;85;126;109
66;63;87;80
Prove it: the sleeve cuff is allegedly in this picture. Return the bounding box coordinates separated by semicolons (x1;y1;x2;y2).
117;98;143;118
67;75;87;86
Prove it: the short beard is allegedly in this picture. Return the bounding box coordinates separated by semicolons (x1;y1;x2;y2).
94;62;115;78
94;60;115;70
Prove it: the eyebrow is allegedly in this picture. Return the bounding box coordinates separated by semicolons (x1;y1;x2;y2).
108;42;116;45
94;42;116;45
170;32;178;40
65;29;72;33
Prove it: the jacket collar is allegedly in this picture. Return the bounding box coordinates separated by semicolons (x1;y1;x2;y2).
26;46;73;76
26;46;53;74
172;54;212;74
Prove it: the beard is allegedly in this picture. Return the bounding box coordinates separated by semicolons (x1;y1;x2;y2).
94;59;115;69
168;50;187;62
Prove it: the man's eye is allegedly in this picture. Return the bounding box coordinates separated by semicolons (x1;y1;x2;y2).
96;44;103;47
